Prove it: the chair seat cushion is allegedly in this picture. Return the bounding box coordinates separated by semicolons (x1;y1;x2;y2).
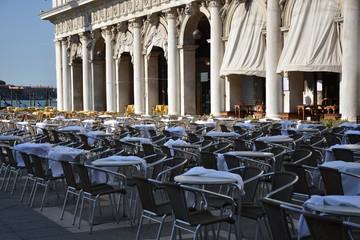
189;210;235;226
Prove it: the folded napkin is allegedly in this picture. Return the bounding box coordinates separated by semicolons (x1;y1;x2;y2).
182;166;244;193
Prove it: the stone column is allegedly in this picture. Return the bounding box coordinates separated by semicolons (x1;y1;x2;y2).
209;0;223;116
132;19;145;114
341;0;360;121
265;0;283;118
79;32;91;111
61;38;70;111
54;39;63;110
102;27;115;112
166;9;180;115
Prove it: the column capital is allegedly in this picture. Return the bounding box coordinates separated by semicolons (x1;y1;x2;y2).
130;18;143;29
208;0;222;8
164;8;178;20
79;31;91;43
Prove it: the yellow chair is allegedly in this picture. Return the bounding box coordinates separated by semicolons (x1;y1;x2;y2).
125;105;135;117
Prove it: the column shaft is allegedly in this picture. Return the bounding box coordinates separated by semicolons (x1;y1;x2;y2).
209;0;223;116
265;0;282;118
167;10;180;115
54;40;63;110
61;39;70;111
80;33;91;111
104;27;115;112
132;20;145;114
341;0;360;121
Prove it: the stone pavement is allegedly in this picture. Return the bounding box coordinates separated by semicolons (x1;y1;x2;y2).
0;176;265;240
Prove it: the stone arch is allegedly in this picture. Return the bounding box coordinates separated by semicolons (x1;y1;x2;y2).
143;17;168;60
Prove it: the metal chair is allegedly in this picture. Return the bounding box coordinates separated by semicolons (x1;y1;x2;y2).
74;163;127;233
163;182;237;240
134;176;172;240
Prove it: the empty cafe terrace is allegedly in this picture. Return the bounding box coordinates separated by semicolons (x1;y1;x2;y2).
1;108;360;239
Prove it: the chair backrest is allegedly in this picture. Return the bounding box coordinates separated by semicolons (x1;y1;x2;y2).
134;176;160;214
142;143;156;157
73;163;93;193
270;147;287;172
291;149;312;165
60;160;79;189
234;139;250;151
157;157;187;182
223;154;241;170
187;133;201;144
254;140;269;151
269;128;282;136
260;198;295;240
283;163;311;196
331;127;345;135
347;134;360;145
220;124;230;132
19;151;35;175
267;172;298;202
163;182;191;223
200;151;218;170
1;144;18;168
318;166;344;195
29;154;47;179
323;133;342;147
303;211;349;240
233;126;247;136
332;148;354;162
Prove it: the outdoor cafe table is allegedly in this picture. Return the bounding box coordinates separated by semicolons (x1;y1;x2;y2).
58;126;86;134
11;142;52;166
0;135;24;144
132;124;156;138
312;160;360;196
255;135;294;150
324;144;360;162
298;195;360;239
174;167;244;238
217;151;274;171
91;155;146;183
86;131;114;145
205;131;241;139
47;145;86;177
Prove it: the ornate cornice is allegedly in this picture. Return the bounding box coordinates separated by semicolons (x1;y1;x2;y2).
51;0;203;38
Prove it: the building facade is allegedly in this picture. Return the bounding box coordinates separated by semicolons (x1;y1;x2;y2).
40;0;360;121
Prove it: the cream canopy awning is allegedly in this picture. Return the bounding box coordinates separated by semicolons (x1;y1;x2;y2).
277;0;342;73
220;0;266;77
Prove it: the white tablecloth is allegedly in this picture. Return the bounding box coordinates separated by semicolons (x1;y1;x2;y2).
121;137;152;144
132;124;156;138
312;161;360;196
12;142;52;166
92;155;146;183
58;126;86;134
103;120;119;133
47;146;85;177
182;166;244;192
166;126;185;137
233;123;255;130
205;131;240;138
298;195;360;239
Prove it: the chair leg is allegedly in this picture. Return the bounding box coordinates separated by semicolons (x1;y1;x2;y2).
170;221;177;240
60;189;70;220
78;195;85;229
135;213;144;240
40;180;50;211
89;196;98;234
72;190;82;225
10;169;20;195
156;214;168;240
20;176;30;201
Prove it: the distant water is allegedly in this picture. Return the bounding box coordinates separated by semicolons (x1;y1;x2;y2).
1;100;57;108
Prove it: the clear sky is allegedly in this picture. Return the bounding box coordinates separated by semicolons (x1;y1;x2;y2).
0;0;55;87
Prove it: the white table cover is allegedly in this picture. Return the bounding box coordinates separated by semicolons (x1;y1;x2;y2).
132;124;156;138
47;146;85;177
58;126;86;134
182;166;244;193
12;142;52;166
166;126;185;137
298;195;360;239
